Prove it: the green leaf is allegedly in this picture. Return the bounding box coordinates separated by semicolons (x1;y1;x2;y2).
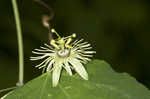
2;60;150;99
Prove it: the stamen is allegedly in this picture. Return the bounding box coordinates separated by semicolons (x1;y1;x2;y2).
51;28;61;38
50;39;60;50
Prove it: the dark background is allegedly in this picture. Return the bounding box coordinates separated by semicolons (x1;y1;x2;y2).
0;0;150;97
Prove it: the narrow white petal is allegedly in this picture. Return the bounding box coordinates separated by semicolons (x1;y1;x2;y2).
71;48;78;52
52;62;62;87
32;51;52;55
76;55;84;60
46;59;54;71
34;49;55;52
35;57;51;67
69;58;88;80
83;57;91;61
78;53;93;57
71;40;78;45
40;46;50;50
73;47;92;52
80;60;88;64
79;44;91;48
44;43;53;49
82;47;92;50
76;55;91;63
35;49;49;52
77;42;88;46
73;39;84;47
76;55;91;61
75;39;84;44
64;62;72;76
38;59;52;69
30;54;49;60
84;51;96;54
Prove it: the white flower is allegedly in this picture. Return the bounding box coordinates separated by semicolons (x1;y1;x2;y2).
30;29;96;87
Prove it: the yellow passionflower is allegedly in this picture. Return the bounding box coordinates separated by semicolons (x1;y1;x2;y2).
30;29;95;87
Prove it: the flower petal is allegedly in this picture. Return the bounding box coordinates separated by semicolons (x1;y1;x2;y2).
72;39;84;47
69;58;88;80
34;48;55;52
35;57;51;68
52;62;62;87
44;43;53;49
46;59;54;71
64;61;72;76
83;51;96;54
32;51;52;55
30;54;49;60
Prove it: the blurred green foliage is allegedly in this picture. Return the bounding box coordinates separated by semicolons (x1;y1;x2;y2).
0;0;150;97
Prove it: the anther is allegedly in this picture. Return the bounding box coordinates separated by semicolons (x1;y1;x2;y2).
72;33;76;38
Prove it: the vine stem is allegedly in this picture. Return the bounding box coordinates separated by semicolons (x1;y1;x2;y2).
11;0;24;87
0;86;17;93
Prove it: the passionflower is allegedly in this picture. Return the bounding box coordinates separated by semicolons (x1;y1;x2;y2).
30;29;95;87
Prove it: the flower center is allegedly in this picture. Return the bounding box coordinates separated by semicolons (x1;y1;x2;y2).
57;49;70;58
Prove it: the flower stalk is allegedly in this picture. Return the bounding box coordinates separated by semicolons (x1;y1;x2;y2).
11;0;24;87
